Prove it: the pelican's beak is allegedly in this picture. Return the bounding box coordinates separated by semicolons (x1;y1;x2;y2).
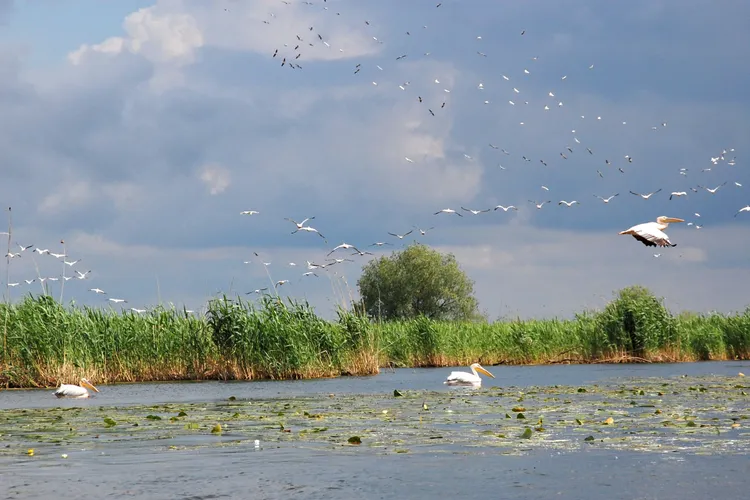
664;217;684;223
82;380;100;393
475;365;495;378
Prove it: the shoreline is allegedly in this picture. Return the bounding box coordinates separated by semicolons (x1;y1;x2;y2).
3;354;746;390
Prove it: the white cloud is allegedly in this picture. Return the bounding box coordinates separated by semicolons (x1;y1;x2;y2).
69;6;203;66
198;163;231;195
38;180;94;213
1;1;750;320
186;0;382;61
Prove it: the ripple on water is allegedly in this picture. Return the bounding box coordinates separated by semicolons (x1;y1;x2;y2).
0;368;748;499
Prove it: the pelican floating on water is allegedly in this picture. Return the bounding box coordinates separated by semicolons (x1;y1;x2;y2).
619;216;684;247
444;363;495;387
53;378;100;399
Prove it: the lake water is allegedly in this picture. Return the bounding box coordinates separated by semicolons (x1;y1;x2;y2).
1;361;749;499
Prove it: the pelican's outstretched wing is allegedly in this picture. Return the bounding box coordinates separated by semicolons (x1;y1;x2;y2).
620;223;675;247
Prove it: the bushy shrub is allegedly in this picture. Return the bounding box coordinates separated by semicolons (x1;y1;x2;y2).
595;286;676;356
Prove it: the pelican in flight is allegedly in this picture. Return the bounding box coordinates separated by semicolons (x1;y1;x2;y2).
444;363;495;387
53;378;100;399
629;189;662;200
619;216;684;247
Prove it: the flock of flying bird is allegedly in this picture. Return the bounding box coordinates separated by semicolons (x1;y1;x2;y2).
1;240;156;313
2;2;748;394
255;0;747;255
9;0;748;308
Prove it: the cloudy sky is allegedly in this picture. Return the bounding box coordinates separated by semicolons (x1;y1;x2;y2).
0;0;749;319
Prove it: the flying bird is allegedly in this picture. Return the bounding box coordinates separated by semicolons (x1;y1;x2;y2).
618;216;684;247
669;191;688;200
629;189;662;200
444;363;495;388
285;216;315;229
434;208;463;216
388;230;413;239
734;206;750;217
594;194;619;203
292;225;326;240
494;205;518;212
240;210;260;215
529;200;551;209
327;243;361;256
461;207;490;215
558;200;579;207
698;182;727;194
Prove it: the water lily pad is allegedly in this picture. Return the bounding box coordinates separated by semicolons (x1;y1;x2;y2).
1;374;747;459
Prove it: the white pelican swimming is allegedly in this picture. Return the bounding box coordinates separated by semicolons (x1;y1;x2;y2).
444;363;495;387
619;216;684;247
53;378;100;399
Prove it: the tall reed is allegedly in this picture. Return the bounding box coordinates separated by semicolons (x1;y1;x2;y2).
2;207;12;388
1;288;749;388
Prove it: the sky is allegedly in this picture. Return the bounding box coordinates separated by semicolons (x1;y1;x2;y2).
0;0;749;320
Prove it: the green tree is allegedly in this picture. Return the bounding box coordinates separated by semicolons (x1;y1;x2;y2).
357;243;480;321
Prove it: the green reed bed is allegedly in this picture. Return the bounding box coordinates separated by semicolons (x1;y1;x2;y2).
0;295;377;388
1;286;749;388
375;315;599;367
376;286;750;367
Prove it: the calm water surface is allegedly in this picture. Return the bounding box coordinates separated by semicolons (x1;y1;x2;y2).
1;361;748;500
2;360;748;410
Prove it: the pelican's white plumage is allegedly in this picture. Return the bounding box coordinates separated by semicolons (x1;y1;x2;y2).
444;363;495;387
618;216;684;247
54;378;99;399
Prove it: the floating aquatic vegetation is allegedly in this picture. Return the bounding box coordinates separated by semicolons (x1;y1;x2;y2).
0;375;747;462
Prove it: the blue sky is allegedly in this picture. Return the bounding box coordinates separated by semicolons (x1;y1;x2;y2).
0;0;749;319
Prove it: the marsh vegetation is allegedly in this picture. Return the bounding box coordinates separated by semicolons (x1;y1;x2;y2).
1;286;749;388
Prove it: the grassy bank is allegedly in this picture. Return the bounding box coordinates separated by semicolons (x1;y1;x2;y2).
1;287;749;388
